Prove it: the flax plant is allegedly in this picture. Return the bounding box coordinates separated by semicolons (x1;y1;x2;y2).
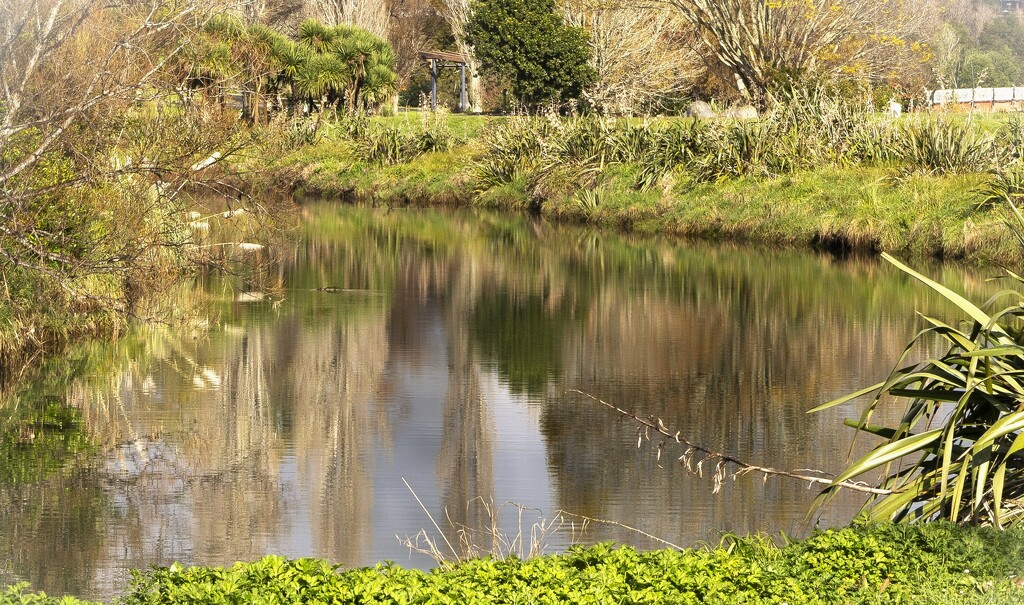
812;206;1024;526
895;118;995;175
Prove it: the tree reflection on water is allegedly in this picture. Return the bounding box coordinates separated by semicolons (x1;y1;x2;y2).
0;204;1004;600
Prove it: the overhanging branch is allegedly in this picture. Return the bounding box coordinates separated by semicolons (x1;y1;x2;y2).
570;389;894;496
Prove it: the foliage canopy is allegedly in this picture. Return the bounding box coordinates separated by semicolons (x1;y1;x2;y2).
956;15;1024;87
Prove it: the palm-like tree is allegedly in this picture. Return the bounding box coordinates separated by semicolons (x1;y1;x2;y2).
303;21;401;116
185;14;247;107
295;54;350;106
298;20;337;55
240;24;288;124
360;63;398;111
182;17;397;119
272;39;311;110
194;41;236;106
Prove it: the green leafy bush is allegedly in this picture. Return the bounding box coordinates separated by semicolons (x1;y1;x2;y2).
466;0;596;110
0;583;96;605
3;524;1012;605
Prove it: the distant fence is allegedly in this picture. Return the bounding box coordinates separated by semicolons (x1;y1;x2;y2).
926;87;1024;112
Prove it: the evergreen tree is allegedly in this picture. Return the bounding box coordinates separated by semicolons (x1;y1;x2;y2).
466;0;595;110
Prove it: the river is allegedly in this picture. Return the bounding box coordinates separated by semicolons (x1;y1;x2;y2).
0;202;1003;600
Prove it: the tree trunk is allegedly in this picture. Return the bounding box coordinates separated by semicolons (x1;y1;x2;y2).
252;80;262;125
468;58;483;113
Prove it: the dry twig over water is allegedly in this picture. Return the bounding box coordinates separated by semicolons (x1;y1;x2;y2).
569;389;893;496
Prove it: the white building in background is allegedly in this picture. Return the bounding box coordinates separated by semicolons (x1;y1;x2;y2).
926;87;1024;112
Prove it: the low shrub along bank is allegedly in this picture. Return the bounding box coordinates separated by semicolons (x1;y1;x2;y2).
4;523;1024;604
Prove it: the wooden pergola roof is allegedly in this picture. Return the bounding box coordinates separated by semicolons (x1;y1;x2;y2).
418;50;468;64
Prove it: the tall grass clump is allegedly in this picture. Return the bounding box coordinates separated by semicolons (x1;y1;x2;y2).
690;118;798;181
895;118;995;175
472;116;546;191
357;125;408;165
977;162;1024;209
629;121;705;191
468;89;923;202
975;116;1024;209
413;108;460;155
768;88;902;166
354;112;462;165
996;115;1024;161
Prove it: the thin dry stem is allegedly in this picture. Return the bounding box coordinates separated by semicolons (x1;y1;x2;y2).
570;389;893;496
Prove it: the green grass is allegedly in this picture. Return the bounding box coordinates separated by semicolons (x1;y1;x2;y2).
372;110;499;140
265;127;1016;264
4;523;1024;604
655;168;1011;261
258;109;1024;266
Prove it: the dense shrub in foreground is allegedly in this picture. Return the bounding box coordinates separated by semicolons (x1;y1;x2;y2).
5;523;1023;604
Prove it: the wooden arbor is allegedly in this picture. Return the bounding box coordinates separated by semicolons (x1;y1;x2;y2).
419;51;469;112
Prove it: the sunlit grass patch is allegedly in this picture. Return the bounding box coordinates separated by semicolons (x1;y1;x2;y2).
256;104;1024;265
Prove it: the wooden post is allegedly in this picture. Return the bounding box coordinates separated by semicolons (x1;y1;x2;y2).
430;59;438;112
419;51;470;112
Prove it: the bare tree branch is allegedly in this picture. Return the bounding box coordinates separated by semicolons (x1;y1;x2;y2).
562;0;704;114
658;0;940;98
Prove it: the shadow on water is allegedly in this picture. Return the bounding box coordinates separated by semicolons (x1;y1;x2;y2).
0;202;1007;600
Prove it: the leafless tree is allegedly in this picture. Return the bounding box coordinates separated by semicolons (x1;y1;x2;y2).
1;0;197;183
240;0;305;26
941;0;1000;39
931;23;962;88
436;0;482;112
388;0;443;98
562;0;704;114
660;0;939;99
304;0;390;37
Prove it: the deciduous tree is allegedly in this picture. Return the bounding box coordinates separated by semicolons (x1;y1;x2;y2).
661;0;937;99
0;0;262;364
435;0;484;112
303;0;390;38
561;0;704;114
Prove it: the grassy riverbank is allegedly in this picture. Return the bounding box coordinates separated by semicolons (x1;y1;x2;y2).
4;523;1024;604
259;109;1022;265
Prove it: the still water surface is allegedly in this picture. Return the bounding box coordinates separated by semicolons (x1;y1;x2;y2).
0;203;1004;599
